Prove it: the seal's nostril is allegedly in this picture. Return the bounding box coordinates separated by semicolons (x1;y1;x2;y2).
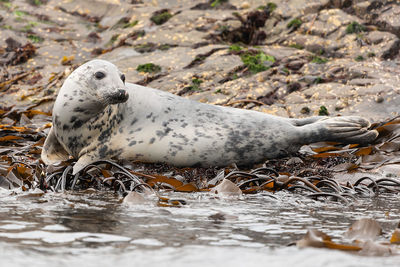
117;89;129;102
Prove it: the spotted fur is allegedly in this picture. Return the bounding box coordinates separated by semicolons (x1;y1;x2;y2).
41;60;378;174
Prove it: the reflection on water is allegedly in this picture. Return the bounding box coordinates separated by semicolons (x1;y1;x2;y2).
0;188;399;266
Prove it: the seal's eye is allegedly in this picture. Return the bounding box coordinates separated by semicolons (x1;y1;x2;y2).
94;71;105;79
121;74;125;83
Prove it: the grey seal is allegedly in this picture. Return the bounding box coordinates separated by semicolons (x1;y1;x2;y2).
41;59;378;174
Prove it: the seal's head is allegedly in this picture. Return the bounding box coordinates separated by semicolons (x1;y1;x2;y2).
66;59;129;107
49;59;130;161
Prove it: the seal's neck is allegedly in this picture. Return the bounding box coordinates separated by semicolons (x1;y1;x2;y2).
52;79;123;157
53;102;121;158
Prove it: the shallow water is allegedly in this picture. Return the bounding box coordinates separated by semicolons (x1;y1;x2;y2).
0;189;399;267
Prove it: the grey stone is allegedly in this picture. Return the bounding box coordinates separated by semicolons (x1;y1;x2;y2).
375;4;400;36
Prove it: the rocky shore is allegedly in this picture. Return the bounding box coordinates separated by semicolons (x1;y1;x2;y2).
1;0;400;122
1;0;400;187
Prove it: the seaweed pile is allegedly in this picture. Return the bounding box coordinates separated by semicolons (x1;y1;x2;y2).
1;99;399;207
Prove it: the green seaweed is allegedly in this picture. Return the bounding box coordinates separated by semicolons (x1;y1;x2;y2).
112;18;138;29
311;56;328;64
257;2;277;12
318;106;329;116
346;21;365;34
192;78;203;86
158;44;171;51
123;20;138;28
134;43;157;53
240;51;275;74
266;2;277;12
14;10;27;17
136;63;161;73
313;76;323;84
211;0;228;7
150;11;172;25
106;34;119;46
1;25;12;30
217;25;229;33
1;1;12;9
186;78;203;91
287;18;302;29
300;107;310;114
355;55;364;61
30;0;45;6
22;21;38;32
27;34;44;43
240;51;275;73
229;44;242;52
289;43;303;49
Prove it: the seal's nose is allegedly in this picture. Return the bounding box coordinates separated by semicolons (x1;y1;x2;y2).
117;89;129;102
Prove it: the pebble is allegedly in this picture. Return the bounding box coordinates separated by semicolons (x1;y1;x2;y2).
241;2;250;9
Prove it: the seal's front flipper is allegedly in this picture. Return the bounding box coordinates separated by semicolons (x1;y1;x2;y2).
41;126;70;165
72;153;98;175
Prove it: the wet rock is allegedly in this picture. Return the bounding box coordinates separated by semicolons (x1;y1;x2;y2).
301;9;360;39
284;34;342;57
5;38;22;52
330;0;353;9
210;179;242;197
275;0;330;18
207;7;272;45
348;78;377;86
191;0;237;10
150;9;173;25
366;31;400;59
0;38;36;66
352;1;372;18
363;84;394;95
286;59;306;71
375;95;384;103
263;46;309;61
375;4;400;36
123;191;147;205
0;31;26;50
287;82;302;93
1;0;399;124
87;32;102;43
58;0;122;24
240;2;250;9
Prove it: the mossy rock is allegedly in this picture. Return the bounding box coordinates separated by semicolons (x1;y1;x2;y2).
346;22;365;34
151;9;173;25
311;56;328;64
229;44;242;52
287;18;302;29
136;63;161;73
318;106;329;116
355;55;364;62
240;51;275;74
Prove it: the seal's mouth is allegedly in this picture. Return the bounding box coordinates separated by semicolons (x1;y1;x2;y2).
105;89;129;104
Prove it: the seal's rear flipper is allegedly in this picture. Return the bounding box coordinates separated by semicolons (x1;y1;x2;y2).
304;116;378;145
41;126;70;165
